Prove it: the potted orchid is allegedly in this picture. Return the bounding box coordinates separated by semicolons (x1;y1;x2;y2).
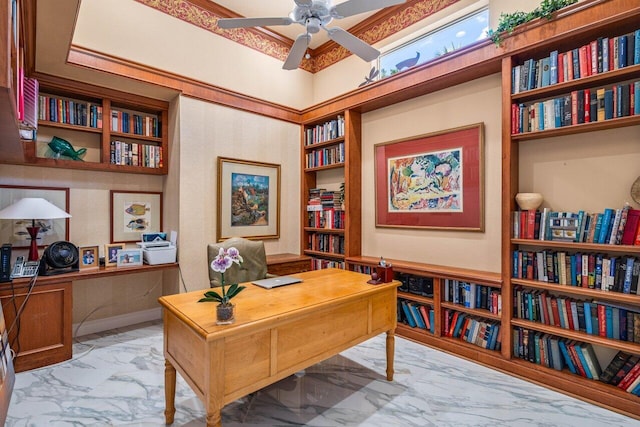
198;246;246;324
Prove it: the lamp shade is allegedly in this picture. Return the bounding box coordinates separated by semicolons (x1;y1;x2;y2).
0;198;71;220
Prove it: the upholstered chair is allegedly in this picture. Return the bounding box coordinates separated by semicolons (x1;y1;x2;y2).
207;237;273;287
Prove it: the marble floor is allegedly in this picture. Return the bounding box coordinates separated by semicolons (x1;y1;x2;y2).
6;321;640;426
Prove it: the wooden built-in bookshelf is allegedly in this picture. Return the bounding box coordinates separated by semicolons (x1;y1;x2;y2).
301;110;361;270
501;3;640;418
19;75;169;175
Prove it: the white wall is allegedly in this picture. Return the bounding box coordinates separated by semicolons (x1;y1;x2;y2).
175;96;301;292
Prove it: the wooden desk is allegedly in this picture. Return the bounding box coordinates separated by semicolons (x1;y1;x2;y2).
159;268;399;427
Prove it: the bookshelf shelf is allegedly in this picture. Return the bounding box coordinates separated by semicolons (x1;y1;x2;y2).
303;136;345;150
441;302;501;321
398;291;434;306
21;76;169;174
304;163;344;173
303;250;345;259
303;227;344;234
511;239;640;254
502;3;640;414
511;318;640;354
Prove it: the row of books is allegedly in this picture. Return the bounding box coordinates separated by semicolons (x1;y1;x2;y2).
109;140;163;169
511;82;640;134
511;29;640;94
399;299;435;334
307;233;344;255
307;188;341;209
398;273;434;297
305;142;345;169
110;110;160;138
512;250;640;294
443;279;502;315
513;327;601;379
513;205;640;245
310;259;344;270
304;115;345;146
443;309;502;351
600;351;640;395
306;209;344;229
513;288;640;343
39;95;102;128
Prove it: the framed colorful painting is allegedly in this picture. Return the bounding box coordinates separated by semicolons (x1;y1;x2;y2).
374;123;484;231
217;157;280;241
110;191;163;243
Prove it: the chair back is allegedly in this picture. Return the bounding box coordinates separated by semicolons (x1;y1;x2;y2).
207;237;268;287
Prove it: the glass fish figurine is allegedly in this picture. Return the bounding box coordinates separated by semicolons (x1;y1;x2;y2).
48;136;87;161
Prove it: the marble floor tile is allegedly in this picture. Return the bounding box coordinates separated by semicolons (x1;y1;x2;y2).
6;321;640;426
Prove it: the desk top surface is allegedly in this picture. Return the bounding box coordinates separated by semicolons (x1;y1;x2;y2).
158;268;399;340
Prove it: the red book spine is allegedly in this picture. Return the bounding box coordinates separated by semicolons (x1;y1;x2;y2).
584;88;591;123
567;342;587;377
565;299;575;330
551;299;561;327
618;362;640;390
558;53;565;83
527;210;536;239
598;304;607;337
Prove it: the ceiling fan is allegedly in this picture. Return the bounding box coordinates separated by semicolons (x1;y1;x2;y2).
217;0;406;70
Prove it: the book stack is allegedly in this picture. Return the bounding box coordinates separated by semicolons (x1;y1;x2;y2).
110;110;160;137
307;233;344;255
511;29;640;94
443;309;501;351
304;115;345;146
305;142;345;168
514;327;601;378
38;94;102;128
512;249;640;293
600;351;640;396
443;279;502;315
399;299;435;334
310;259;344;270
110;141;163;168
513;205;640;245
514;287;640;342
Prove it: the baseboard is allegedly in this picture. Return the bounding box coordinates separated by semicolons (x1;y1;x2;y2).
72;308;162;337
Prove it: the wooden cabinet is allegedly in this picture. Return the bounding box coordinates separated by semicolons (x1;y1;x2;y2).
501;7;640;417
301;110;361;269
21;75;169;174
0;279;72;372
266;253;311;276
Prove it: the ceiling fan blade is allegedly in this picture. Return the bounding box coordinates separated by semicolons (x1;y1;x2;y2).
326;27;379;62
217;17;292;29
332;0;406;18
283;33;311;70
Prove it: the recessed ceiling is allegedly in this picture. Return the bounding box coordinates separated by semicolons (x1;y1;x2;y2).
211;0;377;48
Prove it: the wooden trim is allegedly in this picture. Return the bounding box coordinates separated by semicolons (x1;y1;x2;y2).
66;45;301;124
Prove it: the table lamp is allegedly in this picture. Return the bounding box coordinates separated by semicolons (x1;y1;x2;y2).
0;198;71;261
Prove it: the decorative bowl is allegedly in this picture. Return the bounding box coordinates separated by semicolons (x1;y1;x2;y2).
515;192;543;211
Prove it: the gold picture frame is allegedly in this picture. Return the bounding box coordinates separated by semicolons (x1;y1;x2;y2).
105;243;124;267
216;157;280;241
79;245;99;270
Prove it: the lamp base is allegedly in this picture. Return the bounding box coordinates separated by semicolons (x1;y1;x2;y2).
26;226;40;261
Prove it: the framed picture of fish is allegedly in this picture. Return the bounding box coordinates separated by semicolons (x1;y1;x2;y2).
374;123;484;231
0;185;70;249
217;157;280;241
110;190;163;243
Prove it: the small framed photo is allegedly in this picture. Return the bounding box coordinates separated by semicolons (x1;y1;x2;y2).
105;243;124;267
79;245;99;270
116;248;143;267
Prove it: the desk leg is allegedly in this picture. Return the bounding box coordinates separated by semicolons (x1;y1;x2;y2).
206;412;222;427
386;330;395;381
164;359;176;424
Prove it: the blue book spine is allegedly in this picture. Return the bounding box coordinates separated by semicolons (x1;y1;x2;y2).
538;102;544;130
400;301;416;327
570;255;577;286
558;340;577;374
604;89;614;119
598;208;614;243
409;303;426;329
527;59;536;90
584;302;593;334
549;50;558;84
574;345;593;379
635;30;640;65
429;310;435;334
602;37;609;71
620;309;628;341
541;57;550;87
554;98;562;128
623;257;635;293
605;306;613;338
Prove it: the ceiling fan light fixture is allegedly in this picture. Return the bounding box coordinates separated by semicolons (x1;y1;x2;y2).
306;17;321;34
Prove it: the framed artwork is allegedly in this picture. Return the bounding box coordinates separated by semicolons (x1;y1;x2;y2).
105;243;124;267
110;191;163;243
374;123;484;231
0;185;70;248
217;157;280;241
116;248;143;267
79;245;99;270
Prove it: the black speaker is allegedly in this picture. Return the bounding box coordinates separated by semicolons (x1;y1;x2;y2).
39;241;79;276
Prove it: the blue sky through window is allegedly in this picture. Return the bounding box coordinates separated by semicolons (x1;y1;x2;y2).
378;8;489;79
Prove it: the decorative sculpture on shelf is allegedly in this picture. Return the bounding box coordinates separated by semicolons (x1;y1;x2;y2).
48;136;87;161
